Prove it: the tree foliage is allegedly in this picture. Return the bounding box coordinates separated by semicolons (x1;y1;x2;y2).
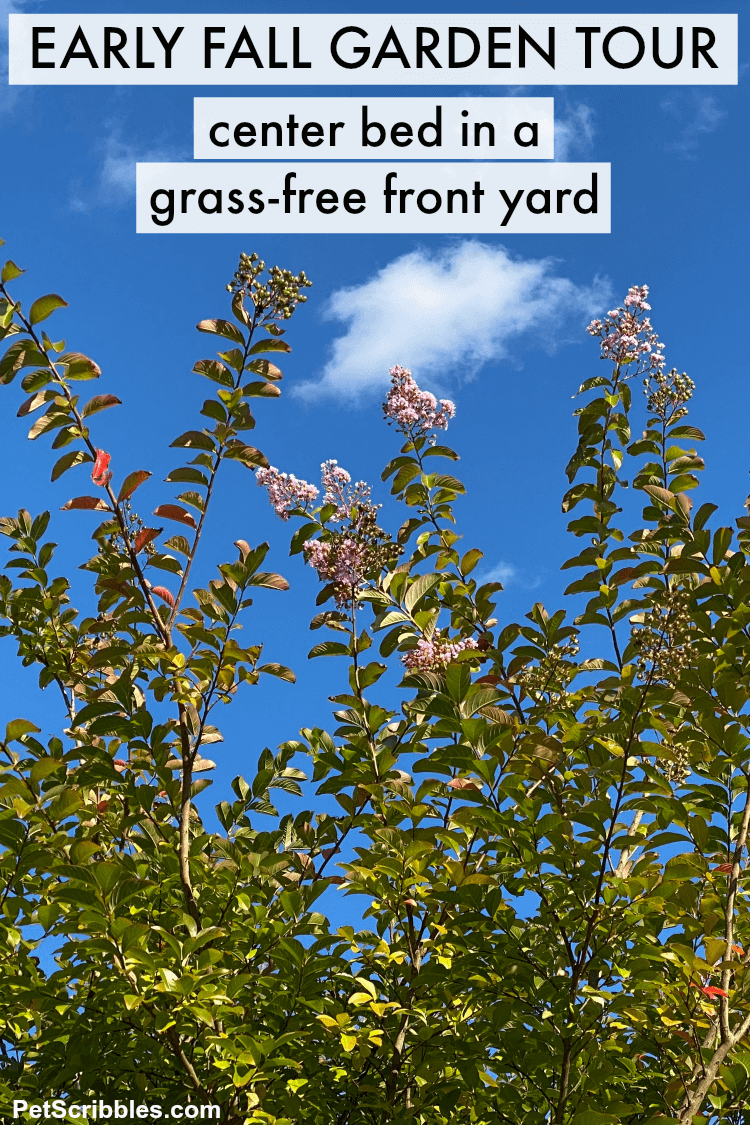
1;248;750;1124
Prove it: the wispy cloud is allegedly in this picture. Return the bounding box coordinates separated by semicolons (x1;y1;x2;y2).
479;561;517;587
554;103;595;161
70;123;188;211
295;242;610;402
662;92;726;159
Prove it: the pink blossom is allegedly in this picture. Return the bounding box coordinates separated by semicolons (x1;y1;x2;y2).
321;459;372;523
587;285;665;374
256;465;318;520
623;285;651;311
304;536;368;604
402;633;479;673
383;366;456;440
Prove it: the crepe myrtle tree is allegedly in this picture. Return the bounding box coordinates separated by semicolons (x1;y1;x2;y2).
2;248;750;1125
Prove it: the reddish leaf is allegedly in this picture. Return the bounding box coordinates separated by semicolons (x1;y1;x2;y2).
733;945;744;956
714;863;734;873
153;504;197;530
691;984;729;998
118;470;152;501
91;449;112;487
97;801;110;814
151;586;175;608
327;876;346;885
448;778;482;791
134;527;161;552
113;759;127;773
61;496;111;512
673;1030;692;1042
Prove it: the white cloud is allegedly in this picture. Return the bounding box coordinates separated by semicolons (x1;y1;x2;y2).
295;241;609;402
662;92;726;159
554;103;595;161
479;561;517;587
70;124;188;211
477;559;543;592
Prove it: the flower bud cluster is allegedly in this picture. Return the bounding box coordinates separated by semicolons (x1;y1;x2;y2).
383;366;456;442
631;590;692;686
402;633;478;673
256;466;319;520
587;285;665;375
513;636;580;703
644;367;695;424
226;252;312;321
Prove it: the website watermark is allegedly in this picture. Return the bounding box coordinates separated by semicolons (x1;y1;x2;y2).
11;1102;220;1121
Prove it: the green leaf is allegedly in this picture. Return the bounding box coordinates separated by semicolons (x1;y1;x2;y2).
165;467;209;487
461;548;483;575
404;573;441;614
669;424;706;441
170;431;215;451
432;474;465;494
392;463;421;492
308;641;350;658
193;359;233;387
446;663;471;702
248;338;291;356
60;352;101;381
245;358;282;381
258;663;296;683
250;572;289;591
29;294;68;326
164;535;191;557
242;381;281;398
30;757;64;782
196;318;244;344
148;553;183;575
643;484;677;512
423;444;459;461
224;442;268;469
5;718;40;743
51;449;94;481
176;490;205;513
118;470;152;501
290;523;319;556
200;399;226;424
82;394;121;418
1;260;25;283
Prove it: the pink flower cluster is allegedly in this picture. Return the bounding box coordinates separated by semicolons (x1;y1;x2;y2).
402;633;478;673
321;459;372;523
623;285;651;311
304;537;367;602
384;366;456;440
256;465;318;520
586;285;665;373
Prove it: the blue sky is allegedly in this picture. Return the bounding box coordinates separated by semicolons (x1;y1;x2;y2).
1;0;748;825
